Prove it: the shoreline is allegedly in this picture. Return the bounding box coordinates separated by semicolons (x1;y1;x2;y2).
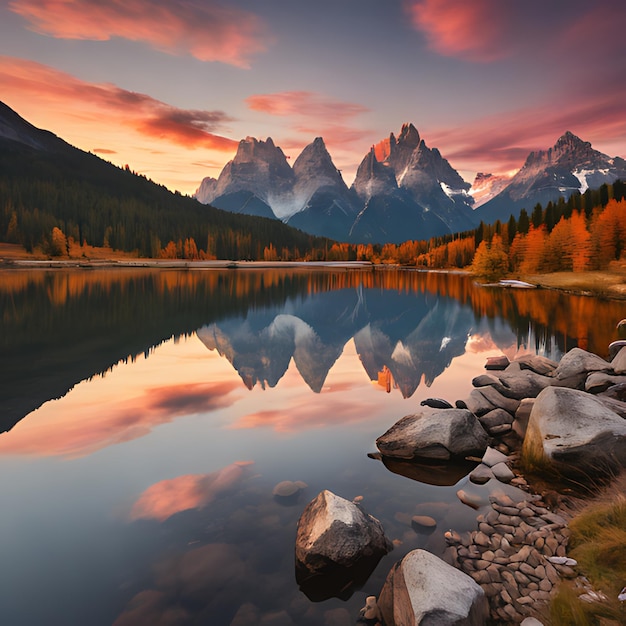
2;250;625;300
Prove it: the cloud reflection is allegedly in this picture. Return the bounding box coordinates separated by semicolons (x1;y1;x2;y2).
130;461;254;522
0;381;239;458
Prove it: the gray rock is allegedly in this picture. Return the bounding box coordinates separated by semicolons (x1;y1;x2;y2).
472;373;502;388
492;462;515;483
585;372;626;394
609;340;626;360
295;490;392;574
464;389;497;416
513;398;535;438
553;347;613;385
595;395;626;419
482;446;509;467
476;385;521;414
599;382;626;402
522;387;626;477
420;397;453;409
479;408;514;429
378;549;489;626
469;464;493;484
497;363;554;399
611;346;626;373
515;354;558;376
485;355;510;370
376;408;489;461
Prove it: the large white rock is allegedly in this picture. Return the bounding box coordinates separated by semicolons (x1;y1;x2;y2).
376;408;489;461
295;490;392;574
522;387;626;476
378;549;489;626
553;348;612;388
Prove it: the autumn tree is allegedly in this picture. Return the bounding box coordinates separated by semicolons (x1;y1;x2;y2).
471;234;509;281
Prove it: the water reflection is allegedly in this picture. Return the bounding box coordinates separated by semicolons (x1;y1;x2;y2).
2;267;623;432
1;268;625;625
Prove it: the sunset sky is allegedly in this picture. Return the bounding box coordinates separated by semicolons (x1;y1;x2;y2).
1;0;625;195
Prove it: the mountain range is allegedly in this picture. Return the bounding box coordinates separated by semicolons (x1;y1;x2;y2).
197;127;626;242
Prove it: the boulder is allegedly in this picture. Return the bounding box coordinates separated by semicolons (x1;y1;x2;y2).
295;490;392;601
599;382;626;402
514;354;558;376
609;340;626;360
611;346;626;374
497;362;554;399
378;549;489;626
552;348;612;388
481;446;509;467
485;355;510;370
474;385;520;415
464;390;497;417
522;387;626;477
478;408;513;435
596;395;626;419
376;408;489;461
585;372;626;394
295;490;392;574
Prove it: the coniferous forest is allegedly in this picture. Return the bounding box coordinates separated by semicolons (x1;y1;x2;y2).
0;136;335;260
1;128;625;272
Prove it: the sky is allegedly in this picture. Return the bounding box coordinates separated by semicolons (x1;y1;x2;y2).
1;0;625;195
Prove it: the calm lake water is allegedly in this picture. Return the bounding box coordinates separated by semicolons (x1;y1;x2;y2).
0;267;623;625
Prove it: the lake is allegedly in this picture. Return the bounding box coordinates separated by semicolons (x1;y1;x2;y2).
0;267;623;625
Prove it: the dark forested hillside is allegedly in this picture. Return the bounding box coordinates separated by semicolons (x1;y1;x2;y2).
0;112;333;259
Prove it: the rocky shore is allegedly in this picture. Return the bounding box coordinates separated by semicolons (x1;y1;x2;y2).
295;339;626;625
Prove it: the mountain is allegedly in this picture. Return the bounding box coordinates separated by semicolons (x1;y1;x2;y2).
475;131;626;223
285;137;362;240
349;124;476;242
470;172;513;208
0;100;332;259
195;124;478;244
195;136;294;219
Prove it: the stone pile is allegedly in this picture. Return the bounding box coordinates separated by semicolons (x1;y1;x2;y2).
443;491;573;623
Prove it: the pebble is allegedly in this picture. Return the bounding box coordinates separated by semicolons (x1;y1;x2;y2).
411;515;437;532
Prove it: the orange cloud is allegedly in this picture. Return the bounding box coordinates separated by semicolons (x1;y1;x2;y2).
0;381;240;458
130;461;254;522
406;0;511;61
0;56;237;151
8;0;270;68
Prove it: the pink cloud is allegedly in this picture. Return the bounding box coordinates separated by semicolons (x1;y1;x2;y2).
8;0;270;68
130;461;254;522
428;88;626;177
0;381;240;458
0;56;238;151
406;0;513;62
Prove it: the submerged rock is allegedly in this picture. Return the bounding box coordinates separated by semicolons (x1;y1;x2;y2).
295;490;392;600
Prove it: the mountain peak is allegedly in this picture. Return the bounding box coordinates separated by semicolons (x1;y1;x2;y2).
398;123;420;148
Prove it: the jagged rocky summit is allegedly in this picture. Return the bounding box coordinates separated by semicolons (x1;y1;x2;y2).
475;131;626;223
197;127;626;244
195;124;478;244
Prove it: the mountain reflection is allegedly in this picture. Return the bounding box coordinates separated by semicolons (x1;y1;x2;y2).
1;267;624;432
197;286;476;397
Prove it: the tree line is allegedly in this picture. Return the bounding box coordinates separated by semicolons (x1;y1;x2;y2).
1;132;624;271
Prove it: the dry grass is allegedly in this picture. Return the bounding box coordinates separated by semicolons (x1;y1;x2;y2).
544;473;626;625
520;262;626;299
